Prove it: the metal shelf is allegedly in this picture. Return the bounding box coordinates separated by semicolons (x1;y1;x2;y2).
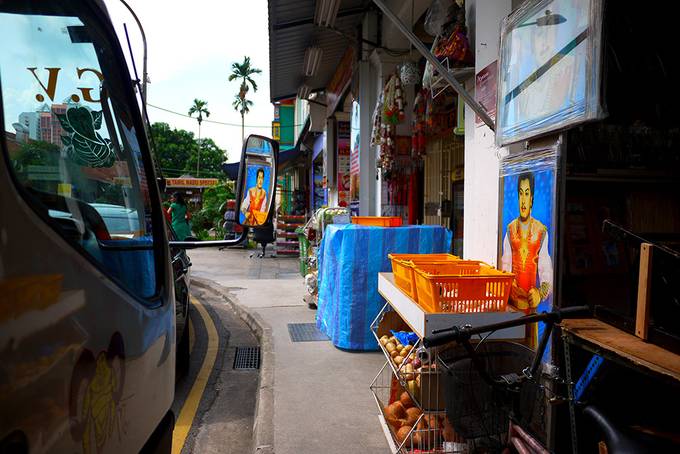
377;272;526;340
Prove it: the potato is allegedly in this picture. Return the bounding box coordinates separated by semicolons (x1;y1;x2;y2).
406;379;418;396
379;336;390;346
394;355;404;365
390;350;399;358
395;343;403;351
403;363;415;381
400;348;409;358
385;342;396;352
396;426;412;447
402;345;413;353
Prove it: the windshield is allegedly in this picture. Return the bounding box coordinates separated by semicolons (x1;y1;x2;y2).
0;2;160;299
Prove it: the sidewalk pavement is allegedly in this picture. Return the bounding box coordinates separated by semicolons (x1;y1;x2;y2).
189;248;389;454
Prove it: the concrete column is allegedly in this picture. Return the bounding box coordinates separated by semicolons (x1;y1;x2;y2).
462;0;512;265
359;60;377;215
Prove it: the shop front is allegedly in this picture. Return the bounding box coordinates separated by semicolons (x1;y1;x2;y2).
270;0;680;452
164;177;219;208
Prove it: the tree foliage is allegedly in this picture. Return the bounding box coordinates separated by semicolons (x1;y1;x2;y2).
228;56;262;98
150;122;227;178
12;140;60;170
232;94;253;116
188;99;210;125
191;182;235;239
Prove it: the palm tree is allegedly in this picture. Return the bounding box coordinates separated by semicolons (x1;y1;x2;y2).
188;99;210;176
232;95;253;144
229;56;262;100
229;57;261;144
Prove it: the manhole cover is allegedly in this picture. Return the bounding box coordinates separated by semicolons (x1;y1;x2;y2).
287;323;329;342
233;346;260;370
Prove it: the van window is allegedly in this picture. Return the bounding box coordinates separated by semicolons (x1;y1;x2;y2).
0;10;159;299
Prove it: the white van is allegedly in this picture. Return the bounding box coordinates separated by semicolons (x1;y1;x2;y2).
0;0;180;451
0;1;277;451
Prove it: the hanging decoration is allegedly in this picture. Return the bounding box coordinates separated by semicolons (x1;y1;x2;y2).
382;72;405;125
422;1;473;98
400;61;419;86
378;72;406;177
411;88;428;161
370;90;384;147
400;0;418;86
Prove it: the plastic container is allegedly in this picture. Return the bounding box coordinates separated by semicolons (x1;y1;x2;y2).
388;253;461;300
412;261;513;313
351;216;403;227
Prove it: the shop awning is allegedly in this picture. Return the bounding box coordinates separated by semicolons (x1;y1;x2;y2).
221;162;240;180
268;0;369;101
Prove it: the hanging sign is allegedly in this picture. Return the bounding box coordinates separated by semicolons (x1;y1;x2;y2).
475;60;498;127
337;120;351;207
326;47;355;117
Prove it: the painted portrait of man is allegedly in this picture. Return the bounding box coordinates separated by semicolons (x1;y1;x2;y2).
240;166;269;226
501;170;554;346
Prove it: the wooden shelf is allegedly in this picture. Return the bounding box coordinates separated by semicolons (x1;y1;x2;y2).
560;318;680;383
377;273;525;340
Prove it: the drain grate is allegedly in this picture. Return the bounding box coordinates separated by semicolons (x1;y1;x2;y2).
287;323;329;342
233;346;260;370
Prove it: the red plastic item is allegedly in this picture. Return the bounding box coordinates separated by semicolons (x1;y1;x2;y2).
351;216;403;227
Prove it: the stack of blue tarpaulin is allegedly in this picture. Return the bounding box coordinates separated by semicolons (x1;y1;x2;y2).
316;224;452;350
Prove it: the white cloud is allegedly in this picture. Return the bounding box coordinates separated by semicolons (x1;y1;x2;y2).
107;0;273;162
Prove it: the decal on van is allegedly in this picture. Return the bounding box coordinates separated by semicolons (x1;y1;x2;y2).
57;106;115;168
69;332;125;454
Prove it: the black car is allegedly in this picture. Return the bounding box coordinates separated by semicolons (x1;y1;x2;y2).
167;222;192;376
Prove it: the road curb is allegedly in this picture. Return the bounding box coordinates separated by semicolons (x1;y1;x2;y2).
192;277;275;454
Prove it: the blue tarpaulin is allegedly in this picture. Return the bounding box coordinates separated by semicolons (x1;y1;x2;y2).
316;224;452;350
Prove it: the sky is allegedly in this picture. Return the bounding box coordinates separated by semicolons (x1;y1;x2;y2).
107;0;273;164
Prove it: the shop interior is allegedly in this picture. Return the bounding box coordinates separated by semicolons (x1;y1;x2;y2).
557;1;680;450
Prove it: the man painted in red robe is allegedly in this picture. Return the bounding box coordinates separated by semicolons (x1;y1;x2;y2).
501;172;553;346
240;167;268;225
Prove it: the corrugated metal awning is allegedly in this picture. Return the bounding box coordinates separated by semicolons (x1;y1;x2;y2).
268;0;368;101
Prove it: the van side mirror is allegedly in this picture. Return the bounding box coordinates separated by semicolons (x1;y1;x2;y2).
235;135;278;229
168;134;277;249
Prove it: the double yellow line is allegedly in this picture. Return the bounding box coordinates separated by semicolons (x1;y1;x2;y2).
172;297;218;454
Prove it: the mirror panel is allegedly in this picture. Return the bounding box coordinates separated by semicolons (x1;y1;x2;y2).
236;135;278;228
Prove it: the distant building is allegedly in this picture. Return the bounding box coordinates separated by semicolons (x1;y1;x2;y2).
15;103;69;147
17;112;39;140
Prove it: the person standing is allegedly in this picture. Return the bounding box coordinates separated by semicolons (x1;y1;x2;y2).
167;192;192;240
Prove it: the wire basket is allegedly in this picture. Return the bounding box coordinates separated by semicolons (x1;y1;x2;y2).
437;341;540;448
413;262;513;313
370;361;467;453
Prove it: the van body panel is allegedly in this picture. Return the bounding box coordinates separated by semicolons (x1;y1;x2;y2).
0;1;175;452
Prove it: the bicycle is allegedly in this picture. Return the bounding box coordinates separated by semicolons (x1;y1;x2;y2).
422;306;679;453
422;306;590;453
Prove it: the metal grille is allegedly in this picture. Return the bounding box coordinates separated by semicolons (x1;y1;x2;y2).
287;323;329;342
233;346;260;370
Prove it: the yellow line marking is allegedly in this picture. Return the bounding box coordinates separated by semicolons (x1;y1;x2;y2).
188;318;195;354
172;297;218;454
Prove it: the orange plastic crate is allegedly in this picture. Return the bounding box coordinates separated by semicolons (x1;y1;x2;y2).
413;261;513;313
388;254;461;300
351;216;403;227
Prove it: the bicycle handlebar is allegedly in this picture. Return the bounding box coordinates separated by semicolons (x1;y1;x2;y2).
423;305;590;348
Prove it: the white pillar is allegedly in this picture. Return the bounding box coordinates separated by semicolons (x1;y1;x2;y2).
462;0;513;265
359;60;377;215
